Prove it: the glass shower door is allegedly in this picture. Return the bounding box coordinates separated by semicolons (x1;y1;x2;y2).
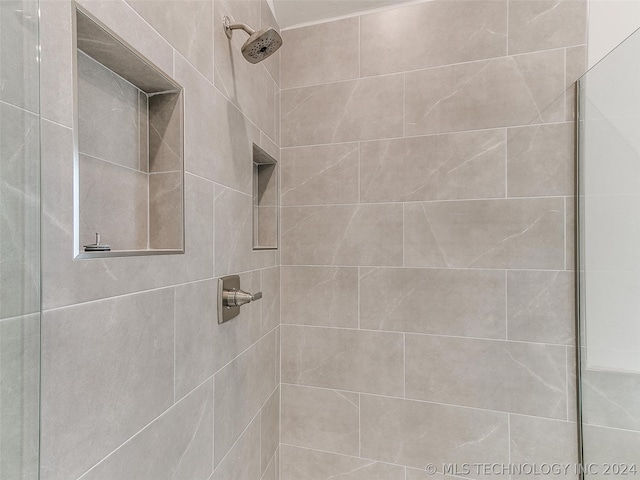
0;1;41;478
577;27;640;479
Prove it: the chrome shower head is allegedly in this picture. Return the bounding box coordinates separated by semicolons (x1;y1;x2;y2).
223;16;283;64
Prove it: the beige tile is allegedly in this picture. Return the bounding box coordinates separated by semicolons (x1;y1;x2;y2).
582;369;640;431
360;267;506;339
261;0;281;86
281;75;403;147
360;0;507;76
211;416;261;480
281;143;359;206
405;50;565;136
360;130;506;203
360;395;509;470
509;415;578;480
80;381;214;480
507;123;574;197
507;270;575;345
78;154;149;251
281;384;359;456
405;335;567;418
404;198;565;269
281;17;359;89
508;0;587;55
127;0;213;80
280;445;405;480
261;387;280;475
149;93;183;173
214;330;276;465
281;267;358;328
257;205;278;248
281;204;403;266
582;425;640;478
261;266;280;334
149;172;183;249
281;325;403;396
566;45;587;121
214;0;277;138
566;197;574;270
40;288;174;480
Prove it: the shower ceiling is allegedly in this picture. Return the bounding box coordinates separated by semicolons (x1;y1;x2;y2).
272;0;423;29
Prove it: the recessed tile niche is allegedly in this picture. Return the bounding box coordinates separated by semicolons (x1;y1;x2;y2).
253;144;278;250
74;6;184;258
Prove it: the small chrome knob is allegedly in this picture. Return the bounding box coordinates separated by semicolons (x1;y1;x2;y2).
222;288;262;307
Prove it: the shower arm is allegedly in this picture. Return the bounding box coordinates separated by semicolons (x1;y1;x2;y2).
223;17;255;38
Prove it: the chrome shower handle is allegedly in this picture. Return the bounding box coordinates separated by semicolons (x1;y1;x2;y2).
222;288;262;308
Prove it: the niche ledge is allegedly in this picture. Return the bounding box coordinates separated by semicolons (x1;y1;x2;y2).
73;5;185;259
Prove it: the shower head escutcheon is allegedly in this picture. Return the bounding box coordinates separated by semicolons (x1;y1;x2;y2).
222;16;283;64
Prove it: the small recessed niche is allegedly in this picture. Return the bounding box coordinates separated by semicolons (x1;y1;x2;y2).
73;5;185;258
253;144;278;250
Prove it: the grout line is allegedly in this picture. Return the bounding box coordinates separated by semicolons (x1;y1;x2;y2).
402;333;406;398
566;345;570;421
279;265;571;273
279;195;569;208
505;270;509;340
564;196;568;271
358;393;361;457
507;413;512;463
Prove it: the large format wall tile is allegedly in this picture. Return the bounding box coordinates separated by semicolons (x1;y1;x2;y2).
281;325;403;395
360;395;509;469
582;425;640;478
260;0;280;86
360;0;507;76
359;267;506;339
214;331;276;465
507;123;574;197
281;17;359;89
211;417;261;480
281;204;403;266
582;370;640;431
360;130;506;202
509;415;578;480
281;384;359;456
508;0;587;55
281;74;403;146
40;288;174;480
280;445;405;480
405;50;565;135
281;143;359;206
260;387;280;475
80;381;214;480
405;335;567;418
404;198;565;269
507;270;575;345
281;267;358;328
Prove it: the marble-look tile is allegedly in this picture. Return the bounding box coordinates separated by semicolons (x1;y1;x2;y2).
582;425;640;478
565;197;574;271
80;381;214;480
281;384;359;456
0;314;40;480
261;0;281;86
281;74;403;147
260;452;277;480
215;186;276;276
281;325;403;395
566;46;587;121
39;0;73;126
127;0;213;80
404;198;565;269
405;335;567;418
360;130;506;203
281;267;358;328
281;204;403;266
214;331;276;465
507;123;574;197
360;0;507;76
77;52;142;170
40;288;174;480
175;274;262;400
582;369;640;431
149;172;183;249
275;326;281;385
280;445;405;480
281;17;359;89
149;93;183;173
211;416;261;480
508;0;587;55
75;0;174;75
0;103;40;319
360;395;509;470
359;268;506;339
405;50;565;136
507;270;575;345
0;0;39;112
509;415;578;480
281;143;359;206
260;387;280;475
214;0;277;138
261;267;280;334
78;154;149;251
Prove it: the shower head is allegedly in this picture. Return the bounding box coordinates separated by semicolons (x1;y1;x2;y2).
223;16;283;64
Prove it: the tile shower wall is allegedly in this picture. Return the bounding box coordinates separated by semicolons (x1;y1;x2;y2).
279;1;586;478
38;1;280;479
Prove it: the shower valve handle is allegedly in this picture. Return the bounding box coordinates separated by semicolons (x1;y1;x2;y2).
222;288;262;308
